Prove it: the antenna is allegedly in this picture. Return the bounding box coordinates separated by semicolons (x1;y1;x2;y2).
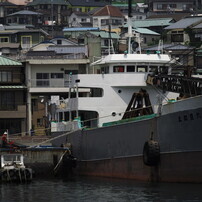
108;19;115;54
158;40;163;53
128;0;133;54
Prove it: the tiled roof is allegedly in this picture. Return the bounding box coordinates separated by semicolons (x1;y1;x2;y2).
165;17;202;30
0;55;22;66
93;5;124;18
68;0;107;7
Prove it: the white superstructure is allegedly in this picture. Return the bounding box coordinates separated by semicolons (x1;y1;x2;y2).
51;51;178;131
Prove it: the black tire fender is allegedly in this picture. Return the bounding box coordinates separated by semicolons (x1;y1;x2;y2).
2;170;8;180
25;169;31;178
9;170;15;177
143;140;160;166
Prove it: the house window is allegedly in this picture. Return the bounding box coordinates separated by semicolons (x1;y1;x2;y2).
40;36;44;42
81;18;86;22
0;92;15;110
21;36;32;49
57;40;62;45
36;73;49;86
104;39;109;47
113;66;124;72
78;38;85;44
37;118;43;127
112;19;122;25
183;4;193;10
162;4;168;9
157;4;163;10
51;73;63;78
0;71;12;82
76;8;82;12
169;4;177;8
0;37;9;43
101;19;109;26
171;31;183;42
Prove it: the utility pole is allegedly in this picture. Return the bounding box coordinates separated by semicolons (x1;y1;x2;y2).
51;0;53;38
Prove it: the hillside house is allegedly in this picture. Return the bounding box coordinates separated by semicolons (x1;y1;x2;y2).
0;55;27;136
92;5;125;33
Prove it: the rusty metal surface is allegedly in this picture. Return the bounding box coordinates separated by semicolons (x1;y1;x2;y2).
75;151;202;183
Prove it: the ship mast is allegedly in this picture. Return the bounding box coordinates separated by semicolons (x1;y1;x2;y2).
128;0;133;54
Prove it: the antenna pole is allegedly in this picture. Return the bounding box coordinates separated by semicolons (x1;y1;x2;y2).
128;0;133;54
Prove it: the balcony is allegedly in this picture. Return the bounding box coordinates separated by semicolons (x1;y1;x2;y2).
0;72;25;85
30;78;71;88
0;105;26;118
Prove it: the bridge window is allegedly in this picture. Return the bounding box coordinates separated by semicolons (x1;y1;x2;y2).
101;66;109;74
149;66;158;74
137;66;147;72
127;65;135;72
160;66;168;74
113;66;124;72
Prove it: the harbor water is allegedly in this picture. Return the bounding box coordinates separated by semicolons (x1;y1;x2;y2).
1;176;202;202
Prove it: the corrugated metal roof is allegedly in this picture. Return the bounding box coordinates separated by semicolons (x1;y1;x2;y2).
28;0;69;6
0;29;49;36
134;28;160;35
165;17;202;30
7;10;42;16
112;3;136;7
193;22;202;29
63;27;99;32
0;86;26;89
124;18;174;28
68;0;107;7
90;31;120;39
144;43;194;51
0;55;22;66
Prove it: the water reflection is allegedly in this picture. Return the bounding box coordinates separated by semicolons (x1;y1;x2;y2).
0;177;202;202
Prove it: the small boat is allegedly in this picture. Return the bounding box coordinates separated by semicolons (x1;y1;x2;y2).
0;153;32;182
